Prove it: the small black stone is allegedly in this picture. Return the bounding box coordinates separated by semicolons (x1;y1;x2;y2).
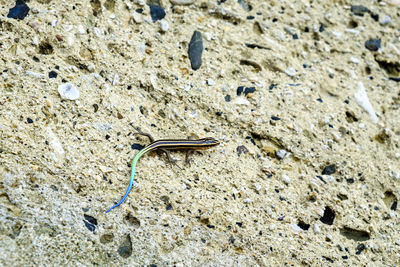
136;8;143;13
246;16;255;20
319;24;325;32
237;86;244;96
244;87;256;96
235;222;243;227
149;5;165;22
365;39;381;51
84;214;98;225
271;116;281;121
269;84;277;90
7;0;30;20
236;145;249;156
292;34;298;40
188;31;203;70
355;244;366;255
320;206;335;225
105;134;110;140
131;143;145;150
390;200;397;211
317;98;323;103
350;5;369;16
297;221;310;230
33;56;40;62
83;220;96;233
224;95;231;102
370;13;379;22
166;204;172;210
27;118;33;123
118;234;133;258
322;164;336;175
48;71;58;78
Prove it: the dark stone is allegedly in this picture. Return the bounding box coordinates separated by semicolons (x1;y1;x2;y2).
84;214;98;225
322;164;336;175
319;24;325;32
237;86;244;96
391;200;397;211
83;220;96;233
320;206;335;225
297;221;310;230
188;31;203;70
350;5;369;16
117;234;133;258
150;5;165;22
245;43;269;50
27;118;33;123
236;145;249;156
292;34;299;39
370;13;379;22
244;87;256;96
271;116;281;121
365;39;381;51
224;95;231;102
356;244;366;255
7;0;30;20
246;16;255;20
48;71;58;78
131;143;145;150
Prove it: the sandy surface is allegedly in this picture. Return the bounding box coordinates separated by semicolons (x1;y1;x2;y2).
1;0;400;266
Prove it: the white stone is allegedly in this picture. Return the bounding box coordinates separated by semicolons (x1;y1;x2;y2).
282;174;290;184
207;79;216;86
291;224;302;232
26;71;44;78
354;82;378;123
349;57;360;64
159;19;169;32
233;97;250;105
131;12;143;23
284;67;296;76
58;83;80;100
77;25;85;35
380;15;391;25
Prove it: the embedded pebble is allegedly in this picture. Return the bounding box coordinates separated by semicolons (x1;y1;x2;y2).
207;79;216;86
380;15;391;25
7;0;30;20
150;5;166;22
275;150;288;159
284;67;296;76
26;70;44;78
159;19;169;32
354;82;378;123
188;31;203;70
282;174;291;184
170;0;196;5
365;39;381;51
58;83;80;100
131;12;143;24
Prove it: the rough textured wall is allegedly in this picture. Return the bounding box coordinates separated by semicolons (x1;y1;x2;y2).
1;0;399;266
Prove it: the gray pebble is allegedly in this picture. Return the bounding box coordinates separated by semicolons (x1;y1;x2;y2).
170;0;196;5
188;30;203;70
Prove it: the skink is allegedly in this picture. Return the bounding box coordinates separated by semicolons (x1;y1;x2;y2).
105;134;220;213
